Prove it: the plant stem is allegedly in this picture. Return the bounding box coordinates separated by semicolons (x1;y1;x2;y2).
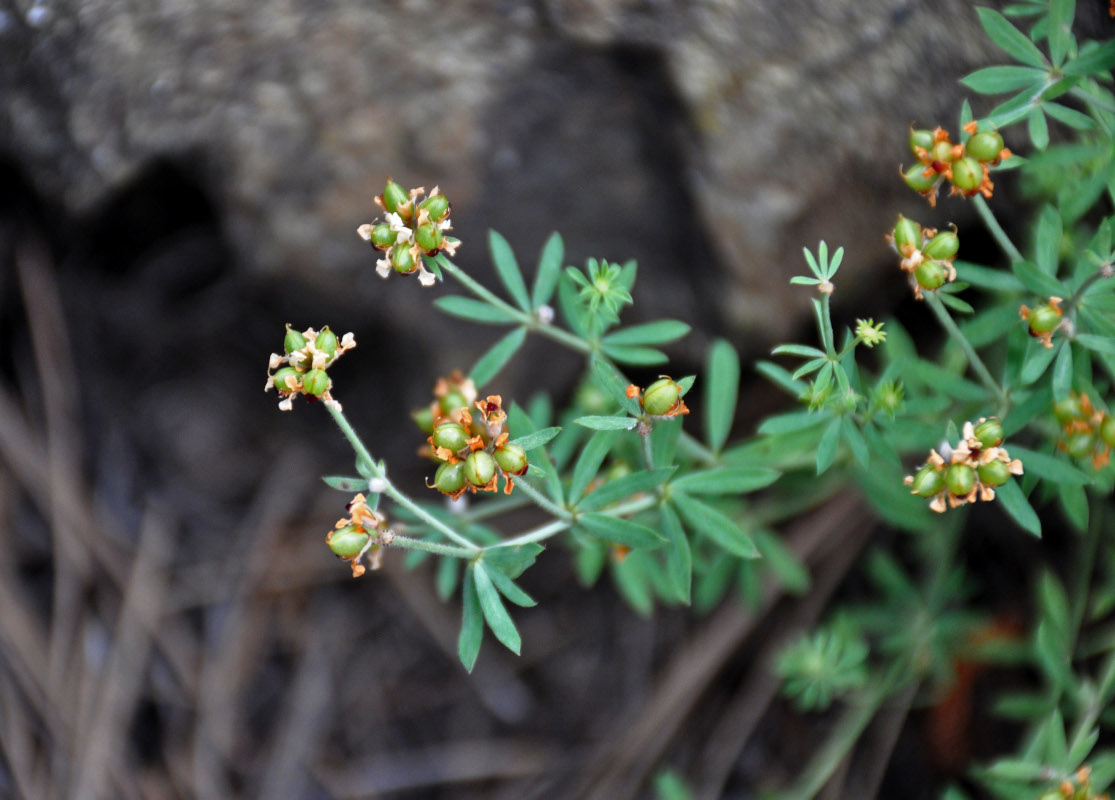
390;534;475;559
677;431;720;465
495;518;571;549
973;195;1023;262
436;255;592;354
326;401;480;553
821;294;835;355
512;475;571;520
924;292;1006;410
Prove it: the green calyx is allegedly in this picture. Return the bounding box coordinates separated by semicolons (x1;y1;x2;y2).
284;324;307;355
494;443;528;476
371;223;396;250
434;460;467;495
1065;431;1096;460
909;128;934;154
892;216;922;253
419;192;449;222
643;378;681;416
316;327;338;360
951;156;983;192
972;418;1004;448
1054;396;1085;423
383;179;410;217
977;460;1010;488
303;368;330;397
415;222;443;254
911;464;944;498
923;230;959;261
1101;415;1115;448
432;421;471;454
329;525;370;559
411;406;435;434
930;139;955;164
945;463;975;497
272;367;302;394
966;130;1004;162
915;260;947;291
392;245;416;274
440;390;469;415
1028;304;1062;335
903;164;937;193
464;450;497;487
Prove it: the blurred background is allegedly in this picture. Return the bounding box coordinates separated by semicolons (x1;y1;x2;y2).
2;1;1101;798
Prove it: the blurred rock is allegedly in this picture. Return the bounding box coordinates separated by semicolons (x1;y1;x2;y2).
0;0;1031;338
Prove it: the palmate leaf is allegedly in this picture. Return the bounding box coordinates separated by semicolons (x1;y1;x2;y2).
976;7;1049;68
961;65;1047;94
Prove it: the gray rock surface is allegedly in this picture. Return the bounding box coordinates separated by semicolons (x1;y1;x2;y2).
2;0;1014;338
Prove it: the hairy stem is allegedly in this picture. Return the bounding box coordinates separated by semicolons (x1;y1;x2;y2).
973;195;1023;262
390;534;476;559
924;292;1006;410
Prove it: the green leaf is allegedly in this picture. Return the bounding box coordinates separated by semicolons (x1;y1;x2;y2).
1019;339;1059;385
1009;445;1092;485
960;303;1024;347
841;416;869;468
1076;333;1115;355
976;7;1049;68
1047;0;1074;67
509;427;561;450
1043;101;1096;130
1028;107;1050;151
507;403;563;505
569;429;620;504
670;466;780;495
488;229;531;311
1064;39;1115;76
458;566;484;671
954;260;1025;292
473;561;521;654
1059;481;1089;532
650;418;682;466
603;320;690;346
1035;205;1062;275
772;343;827;358
988;90;1040;129
592;356;642;416
753;528;810;594
601;343;669;366
574;415;637;431
436;557;460;601
482;562;536;607
1038;571;1071;642
322;475;366;492
1012;259;1065;296
660;505;691;605
707;340;740;453
983;759;1047;781
483;542;543;579
996;479;1041;537
557;272;590;337
758;410;828;435
434;295;517;325
670;492;758;559
575;467;676;512
938;291;974;314
755;360;807;396
815;417;841;474
961;65;1047;94
531;232;564;309
469;327;527;387
577;513;667;549
1052;341;1073;398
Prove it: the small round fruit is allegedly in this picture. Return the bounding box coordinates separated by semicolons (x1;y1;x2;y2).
370;223;396;250
1100;415;1115;448
272;367;302;394
415;222;443;253
464;451;497;487
972;418;1004;448
903;164;937;193
329;525;370;559
439;390;469;415
966;130;1004;162
315;327;338;359
382;179;409;215
977;460;1011;487
284;325;307;355
392;245;416;274
909;128;934;154
494;443;528;476
930;139;955;164
923;231;959;261
1053;396;1085;423
1064;431;1096;460
643;378;682;416
950;156;983;193
303;368;330;397
434;461;467;495
419;193;449;221
432;421;470;454
910;464;944;498
945;463;976;497
915;259;948;291
1027;303;1062;335
411;406;435;434
892;215;922;253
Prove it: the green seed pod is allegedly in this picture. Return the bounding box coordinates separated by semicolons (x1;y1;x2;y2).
411;405;435;434
272;366;302;394
923;231;959;261
494;443;528;475
930;139;955;164
966;130;1004;162
316;326;338;360
643;378;682;416
891;215;922;253
464;450;497;487
977;459;1011;488
910;464;944;498
1053;396;1085;423
392;244;416;274
951;156;983;192
371;223;396;250
972;418;1004;448
1028;304;1062;335
329;525;370;559
915;260;948;291
382;179;409;215
415;222;443;254
432;421;470;454
419;192;449;221
439;390;469;415
902;164;937;193
909;128;934;154
1100;415;1115;448
945;463;976;497
284;325;307;355
1065;431;1096;460
303;368;329;397
434;460;467;495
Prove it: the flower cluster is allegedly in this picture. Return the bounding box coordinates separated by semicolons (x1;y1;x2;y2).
887;215;960;300
327;493;393;577
902;122;1010;206
854;318;887;348
626;377;689;418
1055;392;1115;470
905;418;1023;512
265;325;356;411
417;378;528;499
1020;296;1064;349
357;178;460;287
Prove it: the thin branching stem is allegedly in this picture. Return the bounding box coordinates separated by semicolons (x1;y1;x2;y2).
973;195;1023;262
924;292;1007;410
